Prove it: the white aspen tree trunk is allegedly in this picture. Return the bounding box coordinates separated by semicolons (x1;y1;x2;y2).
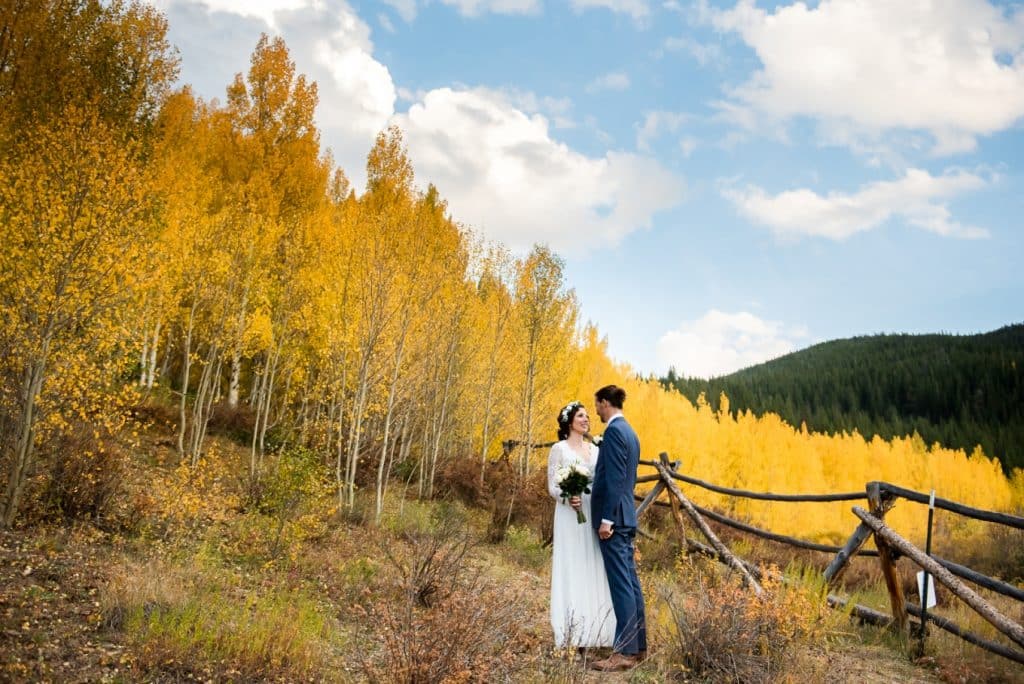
249;353;269;482
427;391;450;500
345;359;371;509
177;302;198;459
418;358;442;499
248;357;262;407
187;343;212;463
188;343;220;466
333;358;349;508
298;373;312;446
375;317;410;523
520;355;537;477
136;296;150;386
192;356;222;465
159;333;173;380
251;343;282;477
1;345;50;528
427;308;463;499
502;337;537;537
417;419;429;500
398;416;413;470
269;364;292;435
228;291;248;409
145;319;162;388
228;350;242;409
260;349;282;460
398;415;418;516
139;312;150;386
479;374;496;488
478;313;508;486
427;356;456;499
379;409;409;515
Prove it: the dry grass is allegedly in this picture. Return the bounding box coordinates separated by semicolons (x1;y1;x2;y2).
652;560;845;683
358;505;534;682
16;410;1023;684
102;556;344;680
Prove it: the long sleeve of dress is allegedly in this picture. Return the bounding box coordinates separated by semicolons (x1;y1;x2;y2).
547;443;563;500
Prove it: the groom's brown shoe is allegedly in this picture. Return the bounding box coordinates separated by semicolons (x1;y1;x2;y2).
589;652;638;672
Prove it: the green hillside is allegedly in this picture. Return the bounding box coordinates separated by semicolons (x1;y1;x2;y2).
660;324;1024;471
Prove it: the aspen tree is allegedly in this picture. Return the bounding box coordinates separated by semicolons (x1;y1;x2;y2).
0;112;154;525
472;244;517;486
512;245;575;476
0;1;175;526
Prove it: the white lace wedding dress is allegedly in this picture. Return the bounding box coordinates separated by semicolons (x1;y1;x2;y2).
547;440;616;648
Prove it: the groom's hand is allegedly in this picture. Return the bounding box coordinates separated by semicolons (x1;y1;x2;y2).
569;495;581;511
599;522;613;540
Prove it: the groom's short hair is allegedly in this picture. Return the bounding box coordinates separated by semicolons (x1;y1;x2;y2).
595;385;626;409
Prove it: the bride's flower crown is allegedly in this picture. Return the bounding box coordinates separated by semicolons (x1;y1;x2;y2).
559;400;583;424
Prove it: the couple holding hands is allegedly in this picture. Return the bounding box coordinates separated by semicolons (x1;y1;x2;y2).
546;385;647;672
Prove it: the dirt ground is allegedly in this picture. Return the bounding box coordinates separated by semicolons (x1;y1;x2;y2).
0;526;130;683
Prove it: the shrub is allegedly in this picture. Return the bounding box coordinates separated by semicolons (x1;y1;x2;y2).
257;446;332;558
361;506;529;682
32;419;129;526
662;562;839;683
206;401;256;444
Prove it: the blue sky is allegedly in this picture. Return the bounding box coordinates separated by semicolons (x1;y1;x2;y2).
155;0;1024;378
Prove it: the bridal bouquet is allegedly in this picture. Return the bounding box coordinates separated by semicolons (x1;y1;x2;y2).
556;460;592;524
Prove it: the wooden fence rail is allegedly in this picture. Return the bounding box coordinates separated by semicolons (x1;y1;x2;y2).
638;462;1024;598
877;482;1024;529
633;453;1024;666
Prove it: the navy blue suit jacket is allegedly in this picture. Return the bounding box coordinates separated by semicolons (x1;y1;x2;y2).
591;416;640;531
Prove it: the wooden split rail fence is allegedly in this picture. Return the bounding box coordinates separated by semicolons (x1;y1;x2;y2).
635;453;1024;666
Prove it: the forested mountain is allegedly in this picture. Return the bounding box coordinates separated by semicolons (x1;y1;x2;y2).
660;324;1024;471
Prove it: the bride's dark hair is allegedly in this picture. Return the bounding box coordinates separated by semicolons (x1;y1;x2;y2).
557;401;584;440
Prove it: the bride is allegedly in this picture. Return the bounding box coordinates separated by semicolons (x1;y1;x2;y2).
547;401;616;651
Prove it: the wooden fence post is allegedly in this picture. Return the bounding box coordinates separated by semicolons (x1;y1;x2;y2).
654;458;763;596
825;492;894;587
657;452;690;547
867;481;907;632
854;506;1024;651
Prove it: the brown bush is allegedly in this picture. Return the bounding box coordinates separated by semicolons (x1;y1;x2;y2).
207;401;256;443
435;454;553;544
28;421;130;527
436;452;489;507
662;564;833;683
361;508;530;682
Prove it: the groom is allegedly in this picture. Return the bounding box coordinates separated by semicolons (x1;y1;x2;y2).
590;385;647;672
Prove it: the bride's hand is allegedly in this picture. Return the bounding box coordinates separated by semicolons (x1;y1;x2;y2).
569;495;581;511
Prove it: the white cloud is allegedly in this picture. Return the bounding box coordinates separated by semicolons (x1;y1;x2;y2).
636;110;687;152
441;0;541;17
704;0;1024;155
587;71;631;93
656;310;807;379
381;0;417;22
301;9;396;185
159;0;394;189
571;0;650;21
160;0;683;253
662;36;723;66
159;0;321;29
722;168;991;240
394;87;685;252
499;89;576;129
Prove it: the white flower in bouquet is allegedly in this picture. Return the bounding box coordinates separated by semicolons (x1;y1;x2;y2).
556;459;592;524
